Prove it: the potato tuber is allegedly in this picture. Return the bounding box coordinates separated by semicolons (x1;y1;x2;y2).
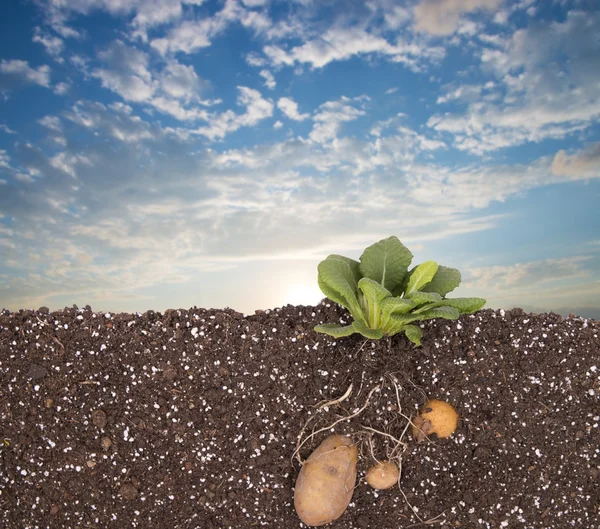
412;399;459;442
365;460;399;490
294;434;358;526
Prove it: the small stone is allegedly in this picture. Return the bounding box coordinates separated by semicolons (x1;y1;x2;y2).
101;437;113;450
45;398;54;408
91;409;107;428
119;484;138;501
86;460;96;468
49;505;59;515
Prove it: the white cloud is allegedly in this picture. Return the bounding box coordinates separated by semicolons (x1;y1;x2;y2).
0;60;51;94
277;97;309;121
436;81;496;104
428;10;600;153
150;0;242;55
0;149;10;168
551;142;600;179
370;0;411;30
191;86;273;140
263;26;445;71
38;115;63;132
42;0;209;40
0;124;16;134
310;97;367;143
157;60;205;103
467;257;592;291
233;86;274;126
53;81;70;95
148;97;209;122
239;9;272;34
414;0;503;36
130;0;185;37
246;52;266;67
273;120;283;129
404;150;600;212
64;100;161;143
33;27;64;60
259;69;276;89
241;0;267;6
92;40;154;102
91;41;213;122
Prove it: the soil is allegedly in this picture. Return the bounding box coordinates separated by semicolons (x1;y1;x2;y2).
1;303;599;529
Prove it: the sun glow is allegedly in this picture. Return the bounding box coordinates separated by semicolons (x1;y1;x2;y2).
285;282;323;307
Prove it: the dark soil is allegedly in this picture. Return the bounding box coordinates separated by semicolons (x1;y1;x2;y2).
1;303;599;529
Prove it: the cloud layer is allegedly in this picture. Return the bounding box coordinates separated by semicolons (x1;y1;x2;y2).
0;0;598;314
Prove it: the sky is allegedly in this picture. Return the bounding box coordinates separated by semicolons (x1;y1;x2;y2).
0;0;599;318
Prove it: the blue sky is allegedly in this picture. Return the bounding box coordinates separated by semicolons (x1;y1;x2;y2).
0;0;599;317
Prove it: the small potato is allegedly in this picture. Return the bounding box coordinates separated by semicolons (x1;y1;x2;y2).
412;399;459;442
365;460;399;490
294;434;358;527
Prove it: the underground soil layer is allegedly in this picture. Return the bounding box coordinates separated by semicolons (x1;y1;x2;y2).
1;304;599;529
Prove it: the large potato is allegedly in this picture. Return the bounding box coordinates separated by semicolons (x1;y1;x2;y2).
294;434;358;527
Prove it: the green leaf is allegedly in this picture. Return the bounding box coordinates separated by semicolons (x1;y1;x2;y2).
405;261;439;296
358;277;392;329
381;297;416;319
317;256;366;324
314;323;357;338
325;254;362;283
405;291;443;307
421;265;462;296
403;325;423;346
387;312;424;326
358;277;392;303
411;297;486;315
443;297;486;314
352;320;384;340
412;302;439;314
420;306;461;321
391;265;416;296
359;236;413;292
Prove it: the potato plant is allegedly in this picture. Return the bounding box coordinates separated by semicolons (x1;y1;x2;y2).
314;235;486;345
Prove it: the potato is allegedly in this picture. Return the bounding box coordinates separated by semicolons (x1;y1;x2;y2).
412;399;459;442
294;434;358;526
365;460;399;490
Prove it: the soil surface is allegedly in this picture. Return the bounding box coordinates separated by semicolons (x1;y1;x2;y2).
1;303;599;529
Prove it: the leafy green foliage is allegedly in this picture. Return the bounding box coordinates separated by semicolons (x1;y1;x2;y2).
314;236;486;346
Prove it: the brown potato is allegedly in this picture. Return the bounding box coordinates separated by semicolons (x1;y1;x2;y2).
412;399;459;442
365;460;399;490
294;434;358;527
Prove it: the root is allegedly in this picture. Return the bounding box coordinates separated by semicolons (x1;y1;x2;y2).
293;383;381;465
315;383;353;410
293;372;447;526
